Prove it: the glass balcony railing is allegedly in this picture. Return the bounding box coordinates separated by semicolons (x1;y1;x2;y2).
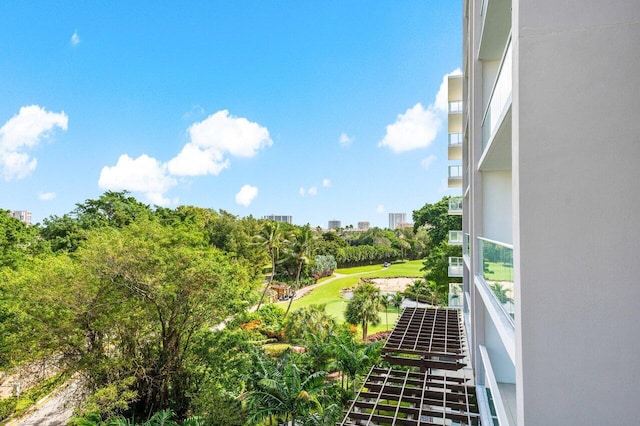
448;100;463;113
478;237;515;322
448;257;463;277
448;132;463;146
482;39;512;149
448;196;463;214
449;165;462;179
449;283;463;309
449;230;463;245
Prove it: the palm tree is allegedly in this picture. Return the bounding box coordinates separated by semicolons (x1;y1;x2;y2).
380;294;391;330
285;225;316;317
329;331;380;392
391;292;404;313
254;221;287;310
244;354;331;425
344;280;382;340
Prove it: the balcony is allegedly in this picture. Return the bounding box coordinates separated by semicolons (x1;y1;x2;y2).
448;283;463;309
482;39;512;152
448;196;463;215
448;165;462;188
478;237;514;322
448;132;462;160
464;233;471;257
448;257;463;277
478;0;512;61
449;230;463;246
448;100;463;113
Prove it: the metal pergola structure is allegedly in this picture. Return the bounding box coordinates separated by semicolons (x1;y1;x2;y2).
338;307;480;425
382;307;467;371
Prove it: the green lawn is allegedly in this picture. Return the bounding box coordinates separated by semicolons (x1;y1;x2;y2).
277;260;424;335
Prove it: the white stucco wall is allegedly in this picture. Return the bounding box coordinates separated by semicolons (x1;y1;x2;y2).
513;1;640;424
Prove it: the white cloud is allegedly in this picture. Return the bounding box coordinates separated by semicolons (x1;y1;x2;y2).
182;104;205;120
380;68;462;154
299;187;306;196
98;154;177;206
169;110;272;176
322;178;331;187
339;132;354;147
38;192;56;201
0;105;68;181
70;30;81;46
235;184;258;207
376;204;385;214
378;103;441;153
308;186;317;196
420;155;437;170
434;68;462;113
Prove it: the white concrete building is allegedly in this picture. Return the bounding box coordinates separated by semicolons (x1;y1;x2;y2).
263;214;293;224
388;213;406;230
11;210;32;225
460;0;640;424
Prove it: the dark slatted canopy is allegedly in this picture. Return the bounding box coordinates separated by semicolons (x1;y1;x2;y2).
338;367;480;425
339;307;480;425
383;307;466;370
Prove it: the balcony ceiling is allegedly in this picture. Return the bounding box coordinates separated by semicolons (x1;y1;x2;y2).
479;106;512;171
478;0;512;60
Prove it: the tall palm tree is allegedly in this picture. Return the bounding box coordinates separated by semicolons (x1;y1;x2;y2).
329;331;380;392
380;294;391;331
285;225;316;317
391;292;404;313
344;280;382;340
254;221;287;310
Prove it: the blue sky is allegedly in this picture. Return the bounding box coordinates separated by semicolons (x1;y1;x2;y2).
0;2;461;228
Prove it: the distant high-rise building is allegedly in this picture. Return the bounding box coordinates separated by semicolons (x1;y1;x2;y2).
11;210;32;225
388;213;406;230
327;220;341;230
263;214;293;224
357;221;370;231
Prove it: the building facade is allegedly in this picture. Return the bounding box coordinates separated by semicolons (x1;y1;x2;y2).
460;0;640;424
388;213;406;230
327;220;341;230
11;210;32;225
357;221;370;231
263;214;293;224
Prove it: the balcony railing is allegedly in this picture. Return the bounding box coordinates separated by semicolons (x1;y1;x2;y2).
464;233;471;256
448;257;463;277
448;132;463;146
449;230;463;245
448;165;462;179
448;100;463;113
448;196;463;215
482;39;512;150
478;237;514;322
449;283;463;309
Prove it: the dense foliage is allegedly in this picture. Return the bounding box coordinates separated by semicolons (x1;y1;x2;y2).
1;192;395;424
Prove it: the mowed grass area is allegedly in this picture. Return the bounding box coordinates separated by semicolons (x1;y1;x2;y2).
277;260;424;335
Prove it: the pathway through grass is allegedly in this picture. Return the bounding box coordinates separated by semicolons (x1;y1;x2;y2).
277;260;424;336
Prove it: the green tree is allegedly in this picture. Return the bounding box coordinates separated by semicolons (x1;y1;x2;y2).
344;280;382;340
329;329;380;392
254;220;288;310
421;241;462;306
412;196;462;253
391;292;404;313
20;218;256;419
285;225;316;316
244;354;332;426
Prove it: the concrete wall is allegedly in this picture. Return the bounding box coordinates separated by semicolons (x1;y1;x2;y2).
482;170;512;244
513;1;640;424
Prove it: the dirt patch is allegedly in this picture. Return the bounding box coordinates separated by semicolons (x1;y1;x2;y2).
369;277;418;293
